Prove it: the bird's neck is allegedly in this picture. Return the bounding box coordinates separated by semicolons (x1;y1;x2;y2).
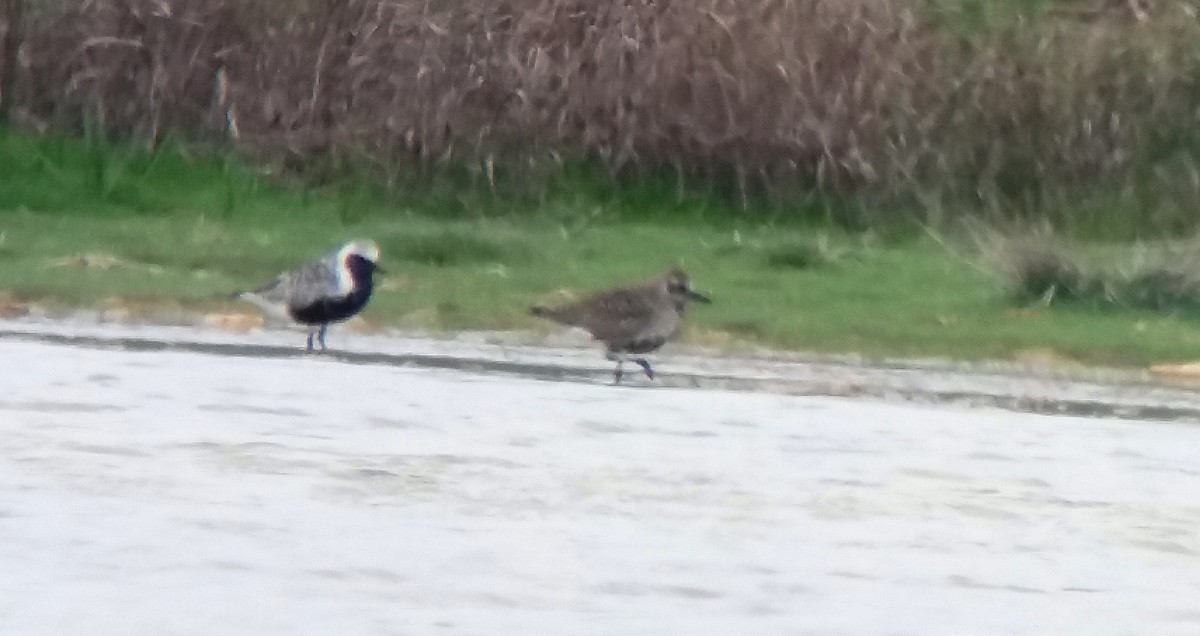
343;255;376;299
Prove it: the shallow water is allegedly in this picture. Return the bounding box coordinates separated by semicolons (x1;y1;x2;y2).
3;336;1200;635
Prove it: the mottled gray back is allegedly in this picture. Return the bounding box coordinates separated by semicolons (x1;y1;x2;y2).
249;254;341;311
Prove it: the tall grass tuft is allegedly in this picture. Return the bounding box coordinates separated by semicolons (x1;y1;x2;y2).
980;226;1200;314
979;229;1104;305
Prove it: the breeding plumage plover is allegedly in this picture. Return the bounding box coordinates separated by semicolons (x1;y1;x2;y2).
236;240;384;352
531;268;711;384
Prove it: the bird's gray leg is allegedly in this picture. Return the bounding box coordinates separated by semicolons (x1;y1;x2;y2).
604;348;624;384
318;324;328;352
605;350;624;385
634;358;655;381
305;331;315;352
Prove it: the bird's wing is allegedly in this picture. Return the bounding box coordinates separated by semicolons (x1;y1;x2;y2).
570;286;662;343
283;258;341;311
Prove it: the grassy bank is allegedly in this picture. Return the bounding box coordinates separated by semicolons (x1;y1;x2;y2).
3;133;1200;367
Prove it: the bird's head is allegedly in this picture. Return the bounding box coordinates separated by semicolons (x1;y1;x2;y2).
339;240;385;276
663;268;711;307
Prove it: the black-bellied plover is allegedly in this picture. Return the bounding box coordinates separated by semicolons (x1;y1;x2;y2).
531;268;711;384
236;240;384;352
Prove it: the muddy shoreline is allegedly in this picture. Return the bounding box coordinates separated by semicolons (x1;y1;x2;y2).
5;315;1200;423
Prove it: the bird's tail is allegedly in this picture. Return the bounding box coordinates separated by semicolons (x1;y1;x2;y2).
232;290;271;311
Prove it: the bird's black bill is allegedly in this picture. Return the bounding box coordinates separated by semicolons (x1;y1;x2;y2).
372;264;387;275
688;290;713;303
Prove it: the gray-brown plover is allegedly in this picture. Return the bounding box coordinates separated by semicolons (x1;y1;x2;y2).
531;268;711;384
236;240;384;352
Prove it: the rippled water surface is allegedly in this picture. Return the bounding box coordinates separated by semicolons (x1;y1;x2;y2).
3;337;1200;635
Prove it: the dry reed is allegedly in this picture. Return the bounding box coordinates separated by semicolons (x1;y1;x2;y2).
3;0;1200;225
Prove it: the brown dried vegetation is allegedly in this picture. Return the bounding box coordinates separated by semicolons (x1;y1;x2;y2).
4;0;1200;224
978;223;1200;313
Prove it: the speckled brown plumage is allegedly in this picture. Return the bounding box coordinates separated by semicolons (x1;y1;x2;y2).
531;268;712;384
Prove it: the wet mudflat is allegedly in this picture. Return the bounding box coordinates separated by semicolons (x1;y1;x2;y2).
3;330;1200;635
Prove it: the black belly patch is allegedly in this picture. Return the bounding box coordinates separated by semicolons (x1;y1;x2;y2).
289;294;368;325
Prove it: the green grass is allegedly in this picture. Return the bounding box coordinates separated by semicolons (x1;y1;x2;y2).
3;131;1200;368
